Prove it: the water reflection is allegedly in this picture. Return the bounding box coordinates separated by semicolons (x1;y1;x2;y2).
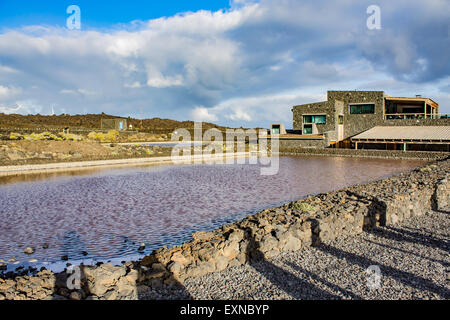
0;168;102;185
0;156;425;271
59;231;89;261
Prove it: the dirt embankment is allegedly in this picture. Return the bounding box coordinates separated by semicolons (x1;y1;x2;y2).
0;141;173;166
11;141;110;156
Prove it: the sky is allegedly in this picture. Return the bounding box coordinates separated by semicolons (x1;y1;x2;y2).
0;0;449;129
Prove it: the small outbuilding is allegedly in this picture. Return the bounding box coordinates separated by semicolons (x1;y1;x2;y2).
101;118;127;131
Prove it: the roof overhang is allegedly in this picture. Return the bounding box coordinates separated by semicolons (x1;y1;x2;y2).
385;96;438;108
351;126;450;143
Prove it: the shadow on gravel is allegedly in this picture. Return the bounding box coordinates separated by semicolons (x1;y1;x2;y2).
362;238;450;267
316;243;450;299
245;230;340;300
368;225;450;254
284;262;364;300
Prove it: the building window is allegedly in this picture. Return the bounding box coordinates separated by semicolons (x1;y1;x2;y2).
350;104;375;114
338;115;344;124
303;115;326;124
303;124;313;134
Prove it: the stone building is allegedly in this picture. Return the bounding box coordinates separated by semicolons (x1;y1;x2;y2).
283;90;450;151
270;123;287;135
101;118;127;131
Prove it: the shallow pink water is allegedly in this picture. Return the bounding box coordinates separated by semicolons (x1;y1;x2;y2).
0;156;424;270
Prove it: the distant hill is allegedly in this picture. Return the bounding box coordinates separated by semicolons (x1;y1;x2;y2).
0;113;228;133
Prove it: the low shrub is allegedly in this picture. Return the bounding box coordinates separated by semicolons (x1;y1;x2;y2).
87;130;119;142
293;202;317;213
87;131;99;141
128;134;139;142
24;133;47;141
58;132;83;141
106;130;119;142
9;132;22;140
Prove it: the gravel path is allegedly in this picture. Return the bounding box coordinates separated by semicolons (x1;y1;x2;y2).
142;208;450;300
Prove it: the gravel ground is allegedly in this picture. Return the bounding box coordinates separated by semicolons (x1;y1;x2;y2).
141;208;450;300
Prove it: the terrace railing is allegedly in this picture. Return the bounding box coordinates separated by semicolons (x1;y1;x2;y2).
430;113;450;119
384;113;450;120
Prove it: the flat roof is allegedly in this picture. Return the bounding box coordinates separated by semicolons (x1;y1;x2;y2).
292;101;327;108
261;134;324;140
352;126;450;141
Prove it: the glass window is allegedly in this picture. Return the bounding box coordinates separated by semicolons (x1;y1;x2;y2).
303;115;326;124
314;115;326;124
303;124;312;134
350;104;375;114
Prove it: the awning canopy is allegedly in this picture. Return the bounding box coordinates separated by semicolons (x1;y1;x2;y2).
385;96;439;108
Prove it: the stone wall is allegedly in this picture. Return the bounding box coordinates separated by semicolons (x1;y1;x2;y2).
293;91;386;141
292;99;343;143
279;138;328;149
382;118;450;126
434;174;449;210
292;101;334;133
1;157;448;300
327;90;385;138
278;147;449;160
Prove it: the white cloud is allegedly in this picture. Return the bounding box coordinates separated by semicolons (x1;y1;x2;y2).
0;104;22;114
0;65;18;74
225;108;252;121
0;100;43;115
190;106;219;122
0;0;448;126
146;75;183;88
59;88;96;96
145;4;262;35
124;82;143;89
146;67;184;88
60;89;77;94
209;89;327;127
0;85;21;100
77;88;97;96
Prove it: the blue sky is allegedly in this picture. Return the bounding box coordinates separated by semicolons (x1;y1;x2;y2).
0;1;231;30
0;0;449;128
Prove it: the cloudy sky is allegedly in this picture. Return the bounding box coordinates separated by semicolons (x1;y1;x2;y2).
0;0;449;128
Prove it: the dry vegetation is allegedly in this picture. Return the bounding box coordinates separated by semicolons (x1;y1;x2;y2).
0;113;227;133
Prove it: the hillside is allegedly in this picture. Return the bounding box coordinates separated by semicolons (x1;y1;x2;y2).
0;113;228;133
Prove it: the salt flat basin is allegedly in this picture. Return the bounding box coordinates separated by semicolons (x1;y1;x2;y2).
0;156;425;272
